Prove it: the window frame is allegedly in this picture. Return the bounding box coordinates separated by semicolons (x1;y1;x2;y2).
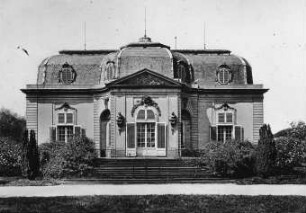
135;107;158;149
216;65;232;85
53;104;80;143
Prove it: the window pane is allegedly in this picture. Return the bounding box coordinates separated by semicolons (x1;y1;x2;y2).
57;126;65;142
67;126;73;142
225;126;232;141
146;123;155;147
147;110;155;120
62;68;72;83
226;113;233;123
58;113;65;124
217;126;224;142
66;113;73;124
137;110;145;120
137;123;146;147
218;113;225;123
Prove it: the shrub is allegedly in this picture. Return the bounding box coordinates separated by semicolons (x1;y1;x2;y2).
256;124;277;177
40;136;97;179
0;137;22;176
274;122;306;173
195;140;256;178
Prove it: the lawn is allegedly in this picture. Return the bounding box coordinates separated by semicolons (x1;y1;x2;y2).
0;195;306;213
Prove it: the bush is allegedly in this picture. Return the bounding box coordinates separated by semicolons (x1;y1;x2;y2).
274;122;306;173
0;137;22;176
256;124;277;177
39;136;97;179
195;140;256;178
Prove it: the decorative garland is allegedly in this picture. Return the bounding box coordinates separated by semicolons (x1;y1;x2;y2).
131;96;161;117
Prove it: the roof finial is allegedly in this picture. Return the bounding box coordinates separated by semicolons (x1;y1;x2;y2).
204;21;207;49
144;7;147;38
138;7;151;43
83;21;87;50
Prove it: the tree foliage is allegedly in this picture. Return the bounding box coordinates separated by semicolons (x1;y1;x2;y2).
256;124;277;177
274;121;306;171
0;108;26;142
0;108;25;176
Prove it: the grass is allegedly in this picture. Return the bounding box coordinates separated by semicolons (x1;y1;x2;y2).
0;195;306;213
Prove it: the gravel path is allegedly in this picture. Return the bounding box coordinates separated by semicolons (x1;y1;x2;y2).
0;184;306;197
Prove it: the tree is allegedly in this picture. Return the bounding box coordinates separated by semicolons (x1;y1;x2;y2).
256;124;277;177
0;108;26;142
26;130;40;179
274;121;306;171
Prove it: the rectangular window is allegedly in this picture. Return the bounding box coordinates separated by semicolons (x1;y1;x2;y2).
66;113;73;123
218;113;225;123
57;126;73;142
58;113;65;124
226;113;233;123
217;126;233;142
57;126;66;142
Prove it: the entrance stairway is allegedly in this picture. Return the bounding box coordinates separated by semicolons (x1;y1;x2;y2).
89;158;213;181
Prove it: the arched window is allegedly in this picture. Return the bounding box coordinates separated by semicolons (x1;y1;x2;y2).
105;61;115;80
216;65;232;85
175;62;191;83
59;63;76;84
136;108;156;148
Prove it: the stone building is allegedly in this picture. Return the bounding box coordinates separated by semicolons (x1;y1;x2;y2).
21;36;268;158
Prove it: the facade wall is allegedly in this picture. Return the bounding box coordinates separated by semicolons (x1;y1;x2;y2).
26;97;38;140
253;97;264;143
26;95;94;145
196;94;261;147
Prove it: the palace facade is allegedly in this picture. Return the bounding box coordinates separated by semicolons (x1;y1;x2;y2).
22;36;268;158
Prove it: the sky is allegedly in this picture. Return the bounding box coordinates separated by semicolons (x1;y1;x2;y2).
0;0;305;133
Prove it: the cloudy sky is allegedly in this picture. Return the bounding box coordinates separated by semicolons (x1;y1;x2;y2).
0;0;305;132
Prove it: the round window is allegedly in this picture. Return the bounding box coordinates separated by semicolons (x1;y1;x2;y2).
217;65;232;85
59;63;76;84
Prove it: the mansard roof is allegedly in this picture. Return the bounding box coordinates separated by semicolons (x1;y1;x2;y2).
34;37;256;89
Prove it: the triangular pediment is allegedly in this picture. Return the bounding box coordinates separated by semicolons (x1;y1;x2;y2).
106;69;182;88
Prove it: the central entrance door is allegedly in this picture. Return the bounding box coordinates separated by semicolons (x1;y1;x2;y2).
126;107;166;157
136;122;156;156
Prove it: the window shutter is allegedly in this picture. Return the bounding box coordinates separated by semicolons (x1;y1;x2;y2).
50;126;56;142
74;125;82;138
127;123;135;148
210;126;216;141
157;123;166;148
235;125;244;142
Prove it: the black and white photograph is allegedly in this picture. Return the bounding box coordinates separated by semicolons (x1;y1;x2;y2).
0;0;306;212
